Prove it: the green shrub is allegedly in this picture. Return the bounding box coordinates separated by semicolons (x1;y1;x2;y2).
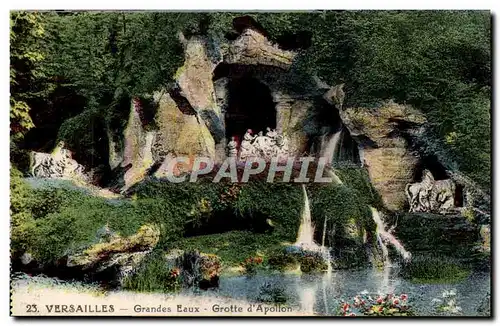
309;183;375;248
335;167;384;209
170;231;283;269
123;250;180;293
401;254;470;283
299;253;328;273
234;182;303;241
257;282;288;304
268;251;300;272
10;167;37;254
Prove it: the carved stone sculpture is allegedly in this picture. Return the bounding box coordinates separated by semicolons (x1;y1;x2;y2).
227;136;238;157
405;169;456;214
30;141;87;181
235;127;290;161
239;129;256;160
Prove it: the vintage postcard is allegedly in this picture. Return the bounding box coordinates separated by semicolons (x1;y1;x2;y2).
9;10;491;317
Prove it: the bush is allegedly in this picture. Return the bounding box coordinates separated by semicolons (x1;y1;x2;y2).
268;251;299;272
10;167;37;254
299;252;328;273
234;182;303;242
400;254;470;283
257;282;288;304
335;167;384;209
268;247;327;273
309;183;375;248
169;231;283;269
123;250;181;293
241;256;263;275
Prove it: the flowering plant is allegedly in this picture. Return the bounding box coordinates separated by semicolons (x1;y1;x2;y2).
241;256;263;275
338;292;414;316
432;289;462;315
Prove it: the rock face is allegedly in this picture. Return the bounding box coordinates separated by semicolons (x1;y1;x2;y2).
176;251;221;289
121;99;156;189
67;224;160;285
340;102;427;210
225;28;296;69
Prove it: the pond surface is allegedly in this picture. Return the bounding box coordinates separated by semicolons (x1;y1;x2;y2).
184;266;490;316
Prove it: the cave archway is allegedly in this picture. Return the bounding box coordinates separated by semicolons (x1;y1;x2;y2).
225;76;276;143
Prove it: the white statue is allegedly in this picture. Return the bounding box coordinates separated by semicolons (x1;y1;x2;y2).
405;169;456;214
227;136;238;158
253;131;267;156
266;127;278;139
30;141;87;181
240;129;256;160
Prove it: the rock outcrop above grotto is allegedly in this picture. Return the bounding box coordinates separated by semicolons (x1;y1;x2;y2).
225;28;296;69
340;102;427;210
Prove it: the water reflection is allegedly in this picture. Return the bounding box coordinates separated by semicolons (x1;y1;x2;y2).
213;268;489;316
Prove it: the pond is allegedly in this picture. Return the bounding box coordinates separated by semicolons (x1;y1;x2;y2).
181;266;490;316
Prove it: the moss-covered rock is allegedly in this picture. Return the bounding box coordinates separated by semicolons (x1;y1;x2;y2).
67;224;160;268
389;212;479;260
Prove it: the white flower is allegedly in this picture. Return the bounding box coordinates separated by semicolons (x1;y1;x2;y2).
442;290;456;298
431;298;442;304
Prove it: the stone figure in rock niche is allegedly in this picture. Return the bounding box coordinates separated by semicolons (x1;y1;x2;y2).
405;169;456;214
227;136;238;158
266;127;278;139
30;141;87;180
253;131;268;157
239;129;256;160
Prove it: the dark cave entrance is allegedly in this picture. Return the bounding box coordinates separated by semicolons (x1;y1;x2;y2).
225;76;276;143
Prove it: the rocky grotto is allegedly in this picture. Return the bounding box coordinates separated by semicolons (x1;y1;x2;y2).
10;13;491;317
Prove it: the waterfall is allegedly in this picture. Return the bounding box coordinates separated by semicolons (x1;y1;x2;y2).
295;185;333;274
370;207;411;263
322;130;342;165
295;185;319;251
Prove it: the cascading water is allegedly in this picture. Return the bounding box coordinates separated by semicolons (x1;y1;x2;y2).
370;207;411;263
295;185;333;274
328;130;342;163
295;185;319;251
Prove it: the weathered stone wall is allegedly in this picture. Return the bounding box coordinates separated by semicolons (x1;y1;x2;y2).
340;102;426;210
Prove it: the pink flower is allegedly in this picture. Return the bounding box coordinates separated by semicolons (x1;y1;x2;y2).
349;313;356;316
400;294;408;301
342;303;350;312
360;300;366;305
393;298;400;305
376;297;384;304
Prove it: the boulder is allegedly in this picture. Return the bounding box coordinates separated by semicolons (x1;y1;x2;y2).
340;101;426;210
67;224;160;285
176;251;221;289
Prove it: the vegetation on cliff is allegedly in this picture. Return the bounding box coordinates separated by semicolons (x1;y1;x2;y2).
10;11;491;189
